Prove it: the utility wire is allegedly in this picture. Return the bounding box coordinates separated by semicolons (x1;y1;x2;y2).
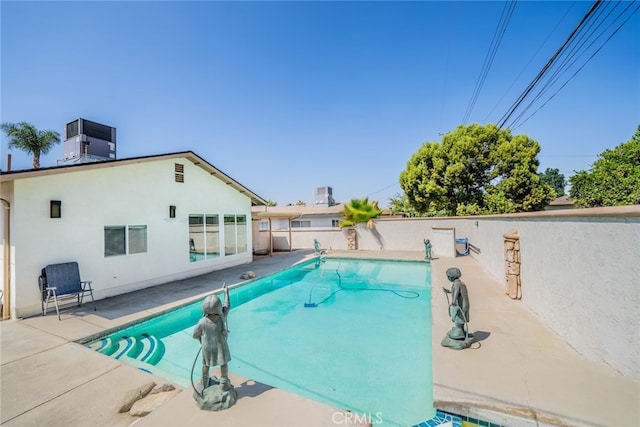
497;0;603;129
366;182;400;198
509;1;640;130
483;2;578;123
505;0;614;128
509;1;620;127
462;0;517;124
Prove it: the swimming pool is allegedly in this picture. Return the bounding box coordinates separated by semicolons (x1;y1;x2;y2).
86;257;434;426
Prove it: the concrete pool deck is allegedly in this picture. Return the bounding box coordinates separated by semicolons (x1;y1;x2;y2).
1;250;638;427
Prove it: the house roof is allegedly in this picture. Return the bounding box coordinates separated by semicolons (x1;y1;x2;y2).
0;151;268;206
548;195;575;206
252;203;345;218
251;203;401;220
254;203;344;217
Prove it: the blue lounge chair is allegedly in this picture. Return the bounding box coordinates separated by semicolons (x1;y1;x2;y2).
39;262;96;320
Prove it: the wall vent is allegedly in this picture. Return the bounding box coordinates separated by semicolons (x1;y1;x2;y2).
175;163;184;183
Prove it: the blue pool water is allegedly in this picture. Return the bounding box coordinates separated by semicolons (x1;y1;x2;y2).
86;258;434;426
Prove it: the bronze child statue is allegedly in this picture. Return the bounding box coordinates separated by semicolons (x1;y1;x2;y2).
194;284;231;389
424;239;433;260
441;267;473;350
192;283;237;410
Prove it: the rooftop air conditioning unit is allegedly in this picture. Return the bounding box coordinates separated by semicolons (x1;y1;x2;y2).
61;118;116;164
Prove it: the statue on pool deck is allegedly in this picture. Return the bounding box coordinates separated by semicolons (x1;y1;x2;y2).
423;239;433;261
441;267;474;350
192;283;237;410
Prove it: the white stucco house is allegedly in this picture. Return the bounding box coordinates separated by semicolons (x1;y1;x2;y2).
0;151;267;320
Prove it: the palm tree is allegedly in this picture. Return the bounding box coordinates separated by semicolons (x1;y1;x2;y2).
339;197;382;228
1;122;61;169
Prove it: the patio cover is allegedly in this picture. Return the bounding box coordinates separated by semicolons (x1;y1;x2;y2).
252;211;301;256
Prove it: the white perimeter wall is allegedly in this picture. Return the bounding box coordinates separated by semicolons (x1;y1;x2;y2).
3;157;253;318
256;208;640;377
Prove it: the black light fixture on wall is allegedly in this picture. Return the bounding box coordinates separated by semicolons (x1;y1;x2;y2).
50;200;62;218
169;205;176;218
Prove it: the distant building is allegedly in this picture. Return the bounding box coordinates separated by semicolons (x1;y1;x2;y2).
254;203;344;231
545;195;575;210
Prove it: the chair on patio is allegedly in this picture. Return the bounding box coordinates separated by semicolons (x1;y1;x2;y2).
38;262;96;320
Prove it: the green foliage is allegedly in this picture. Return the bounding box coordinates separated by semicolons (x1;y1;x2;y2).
569;126;640;207
1;121;61;169
399;123;556;215
339;197;382;227
266;200;278;207
387;193;446;217
539;168;566;196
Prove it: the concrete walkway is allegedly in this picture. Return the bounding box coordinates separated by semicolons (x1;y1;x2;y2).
1;250;638;427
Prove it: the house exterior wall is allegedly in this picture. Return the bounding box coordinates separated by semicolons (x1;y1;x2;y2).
4;157;253;318
300;216;338;228
256;208;640;377
0;182;15;319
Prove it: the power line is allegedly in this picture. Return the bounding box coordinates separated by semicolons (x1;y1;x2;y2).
483;2;578;123
366;182;400;198
497;0;604;129
462;0;518;124
509;1;640;130
498;0;639;130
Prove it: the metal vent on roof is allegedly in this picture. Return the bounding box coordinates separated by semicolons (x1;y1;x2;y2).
175;163;184;183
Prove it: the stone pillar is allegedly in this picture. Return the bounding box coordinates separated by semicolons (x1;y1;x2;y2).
346;228;357;250
503;229;521;299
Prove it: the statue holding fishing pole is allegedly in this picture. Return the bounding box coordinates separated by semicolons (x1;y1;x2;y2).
441;267;474;350
192;283;237;410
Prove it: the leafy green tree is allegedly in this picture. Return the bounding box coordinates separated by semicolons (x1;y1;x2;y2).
399;123;555;215
339;197;382;227
388;193;446;217
1;122;61;169
539;168;566;197
266;200;277;207
388;193;418;217
569;126;640;207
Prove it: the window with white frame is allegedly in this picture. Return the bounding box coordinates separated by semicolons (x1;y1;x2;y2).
259;220;270;231
224;214;247;255
292;220;311;228
128;225;148;254
104;225;148;257
224;215;236;256
237;215;247;253
189;214;220;263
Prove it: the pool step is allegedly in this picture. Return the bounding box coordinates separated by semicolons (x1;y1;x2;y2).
86;337;110;353
138;334;164;365
88;334;165;365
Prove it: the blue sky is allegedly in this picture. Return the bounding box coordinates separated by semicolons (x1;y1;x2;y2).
2;1;638;207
